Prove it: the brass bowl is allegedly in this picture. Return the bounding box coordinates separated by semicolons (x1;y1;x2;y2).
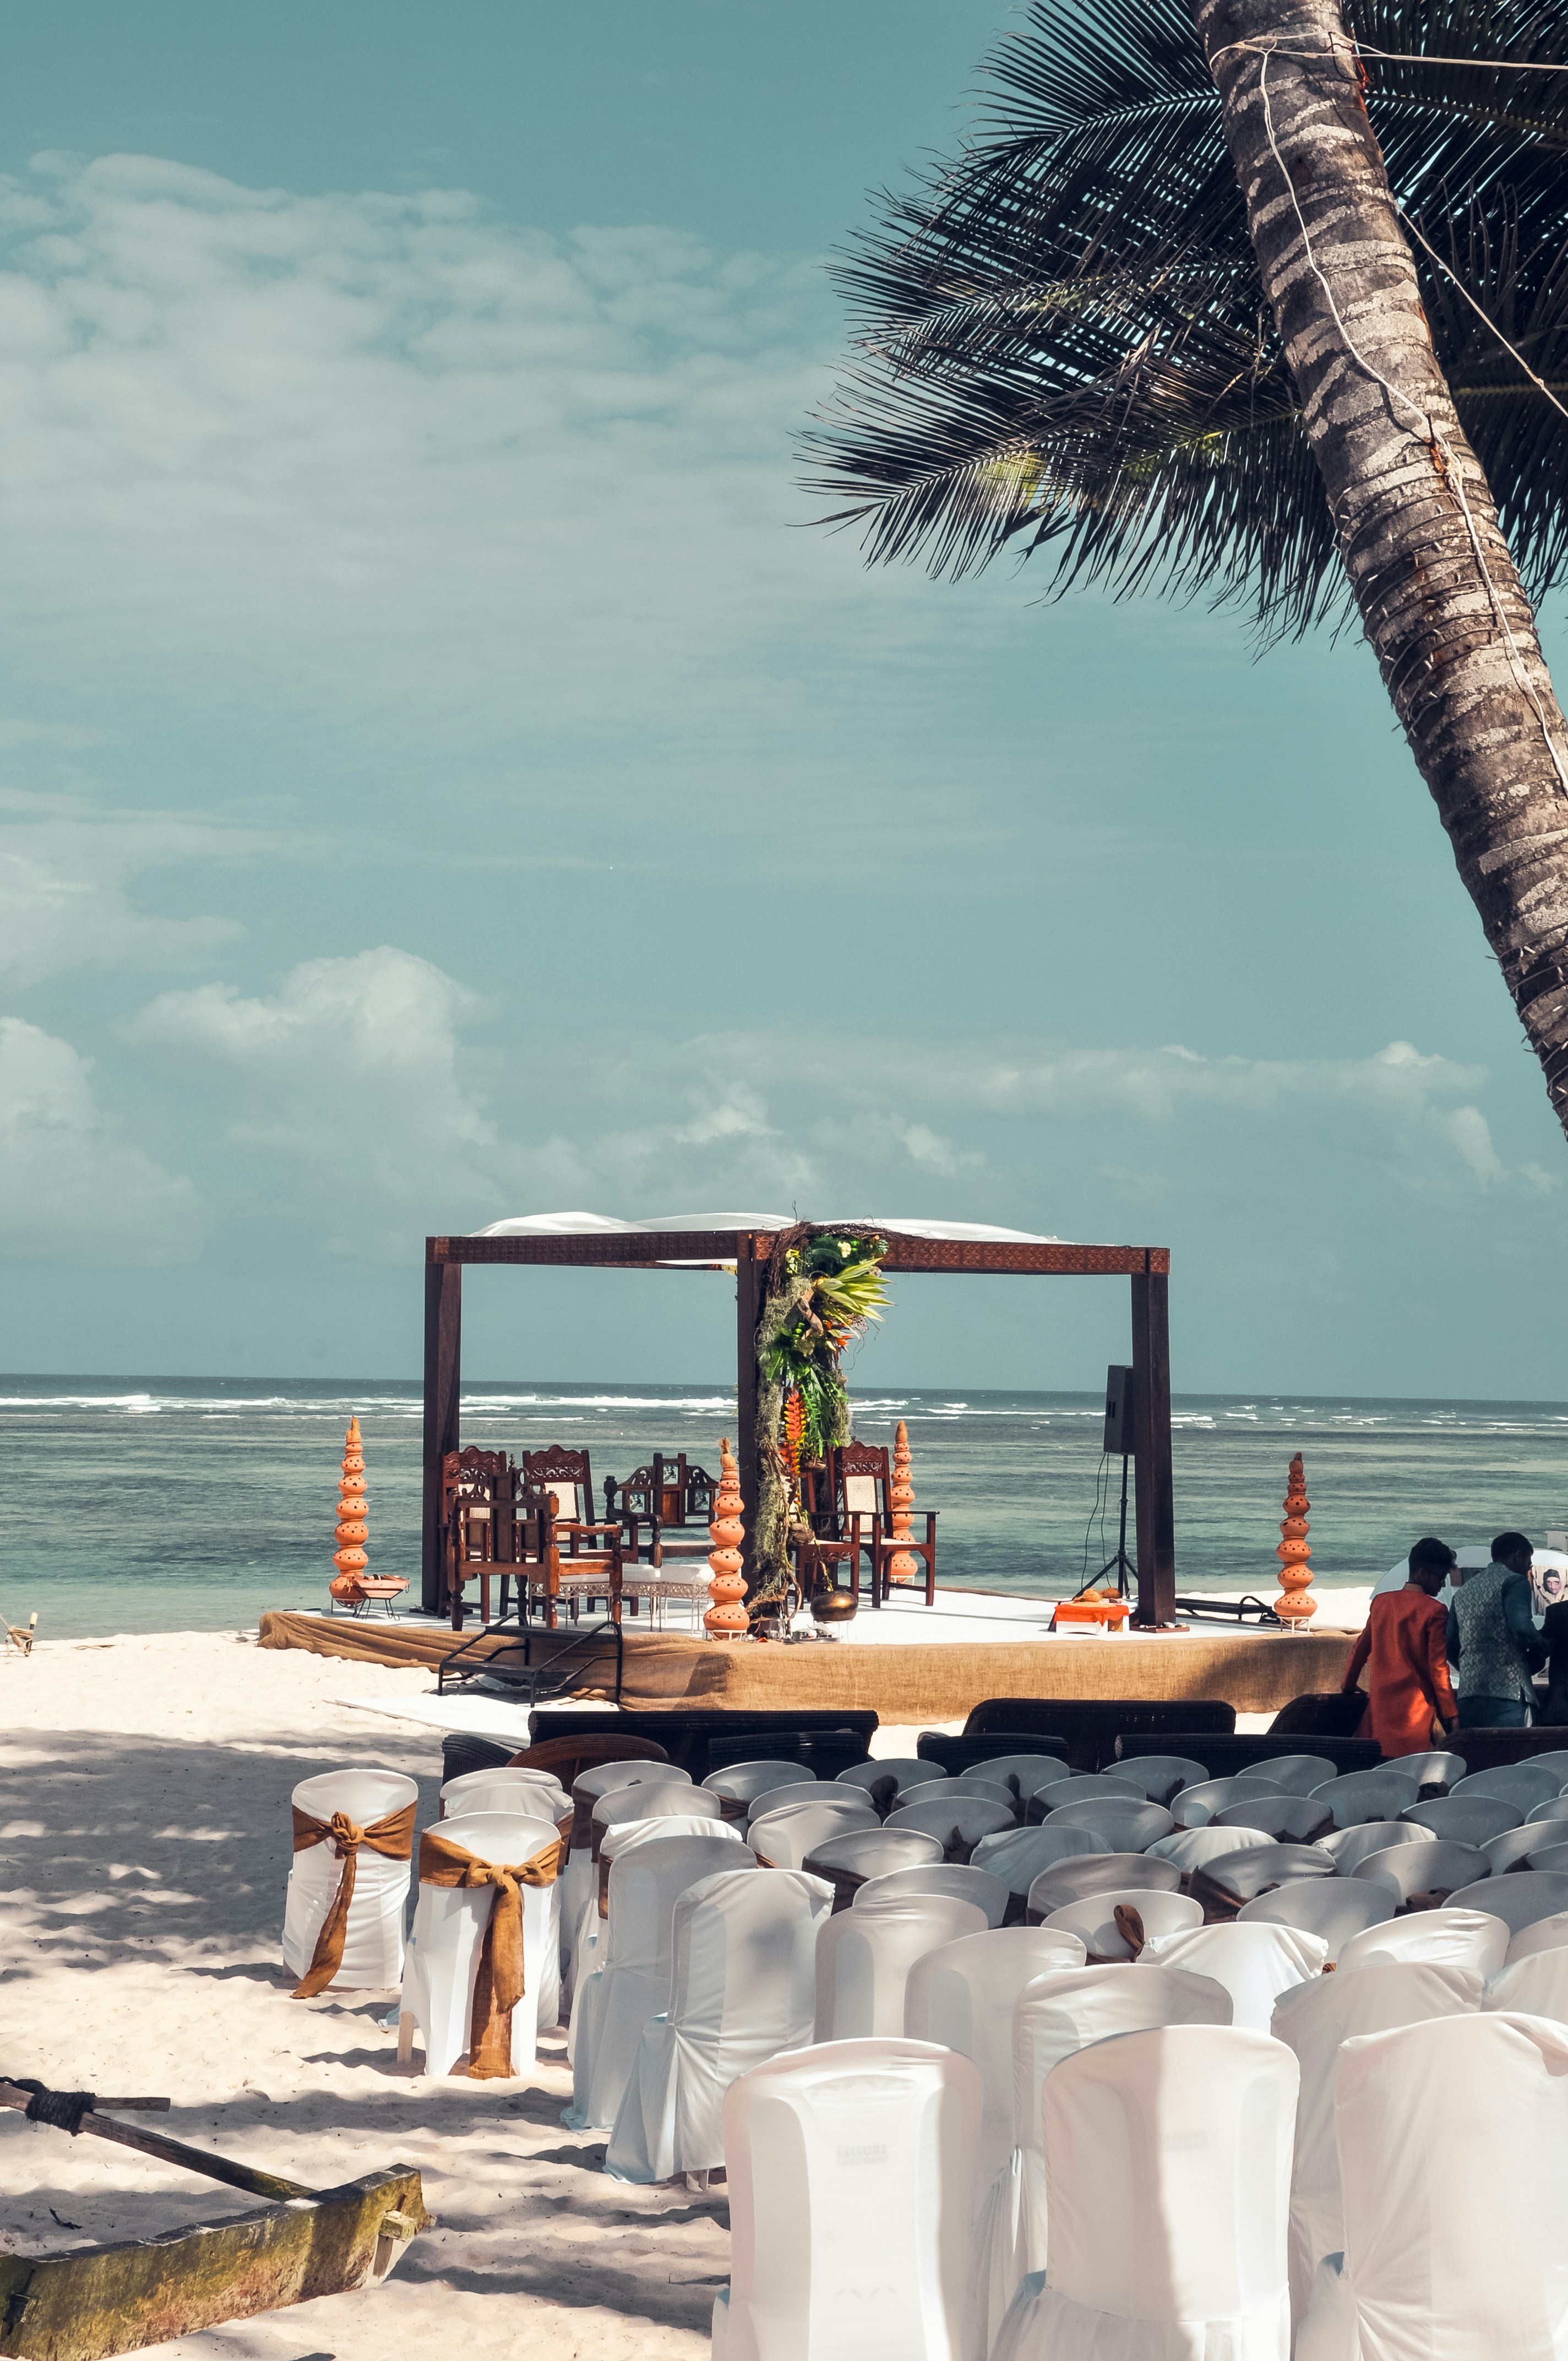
810;1585;858;1625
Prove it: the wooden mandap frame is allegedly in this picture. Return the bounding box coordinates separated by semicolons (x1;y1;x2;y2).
422;1225;1177;1626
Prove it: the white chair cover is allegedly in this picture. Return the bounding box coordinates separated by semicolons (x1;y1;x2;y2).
1145;1825;1273;1878
1484;1824;1549;1874
1171;1775;1283;1830
595;1783;722;1845
1319;1821;1426;1873
888;1797;1017;1854
1238;1879;1393;1964
1452;1762;1566;1811
1027;1854;1182;1920
1528;1796;1568;1828
701;1760;816;1810
1351;1838;1488;1906
748;1797;879;1868
1033;1775;1144;1815
567;1832;752;2129
562;1760;690;1992
1504;1908;1568;1965
439;1766;568;1821
1334;1906;1509;1979
568;1814;748;2041
974;1965;1232;2357
1484;1944;1568;2017
1270;1960;1481;2319
974;1825;1111;1899
1214;1793;1334;1845
1044;1891;1201;1963
745;1778;859;1826
1106;1756;1210;1807
1449;1869;1568;1936
938;1775;1018;1807
1300;2012;1568;2361
1139;1922;1328;2030
1244;1754;1338;1794
805;1827;944;1890
836;1758;948;1806
1309;1770;1421;1830
605;1867;831;2183
282;1769;418;1991
1038;1799;1175;1852
400;1808;561;2076
814;1892;994;2040
713;2037;982;2361
1401;1795;1520;1845
992;2025;1297;2361
1391;1750;1465;1795
1528;1838;1568;1875
858;1863;1010;1927
904;1927;1096;2183
1190;1843;1338;1911
963;1754;1074;1807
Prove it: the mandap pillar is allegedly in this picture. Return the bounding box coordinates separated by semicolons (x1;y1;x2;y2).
734;1234;762;1589
421;1252;463;1614
1129;1260;1176;1627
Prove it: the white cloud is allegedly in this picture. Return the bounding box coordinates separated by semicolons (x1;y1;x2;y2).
130;949;507;1246
857;1036;1494;1124
0;1015;198;1256
0;155;940;768
0;796;289;983
118;952;1554;1252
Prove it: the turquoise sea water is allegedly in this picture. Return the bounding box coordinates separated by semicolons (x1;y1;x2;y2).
3;1377;1568;1641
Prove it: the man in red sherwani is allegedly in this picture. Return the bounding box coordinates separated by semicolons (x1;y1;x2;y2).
1341;1537;1459;1757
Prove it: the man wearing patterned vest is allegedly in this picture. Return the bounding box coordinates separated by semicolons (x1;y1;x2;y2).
1446;1530;1544;1728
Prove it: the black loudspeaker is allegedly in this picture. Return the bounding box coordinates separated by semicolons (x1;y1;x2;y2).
1103;1364;1135;1456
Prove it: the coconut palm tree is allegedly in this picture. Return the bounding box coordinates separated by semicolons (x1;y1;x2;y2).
805;0;1568;1138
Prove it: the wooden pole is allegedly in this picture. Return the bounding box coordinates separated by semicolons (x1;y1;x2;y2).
735;1236;761;1588
1129;1263;1176;1627
421;1256;463;1614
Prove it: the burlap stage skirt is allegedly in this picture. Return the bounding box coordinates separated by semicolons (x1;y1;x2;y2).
258;1609;1356;1717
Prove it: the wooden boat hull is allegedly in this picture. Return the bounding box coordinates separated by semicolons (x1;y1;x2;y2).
0;2165;428;2361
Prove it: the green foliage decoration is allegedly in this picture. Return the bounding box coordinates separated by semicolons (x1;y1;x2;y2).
749;1226;891;1611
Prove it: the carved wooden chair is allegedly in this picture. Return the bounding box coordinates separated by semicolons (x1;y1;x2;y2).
797;1440;938;1607
508;1483;623;1630
441;1445;510;1628
605;1454;717;1627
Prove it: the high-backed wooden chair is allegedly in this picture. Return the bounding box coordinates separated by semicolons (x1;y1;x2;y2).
606;1454;717;1565
441;1445;510;1626
797;1441;938;1607
505;1476;622;1631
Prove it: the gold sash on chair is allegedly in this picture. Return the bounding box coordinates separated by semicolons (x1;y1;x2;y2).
290;1802;417;1999
417;1827;563;2078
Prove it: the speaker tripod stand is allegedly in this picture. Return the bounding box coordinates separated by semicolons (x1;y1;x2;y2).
1075;1450;1137;1601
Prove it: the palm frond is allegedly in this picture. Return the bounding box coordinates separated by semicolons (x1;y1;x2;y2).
803;0;1568;636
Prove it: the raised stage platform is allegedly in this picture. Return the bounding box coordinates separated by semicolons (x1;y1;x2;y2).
257;1608;1357;1719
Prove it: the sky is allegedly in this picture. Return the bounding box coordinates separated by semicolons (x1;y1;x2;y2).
3;0;1568;1398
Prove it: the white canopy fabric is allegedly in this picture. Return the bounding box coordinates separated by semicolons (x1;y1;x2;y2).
473;1209;1064;1244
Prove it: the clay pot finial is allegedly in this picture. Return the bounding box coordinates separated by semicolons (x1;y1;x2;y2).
329;1417;370;1608
886;1418;919;1583
704;1437;749;1640
1275;1452;1316;1629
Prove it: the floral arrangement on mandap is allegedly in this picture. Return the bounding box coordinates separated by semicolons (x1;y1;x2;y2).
750;1226;891;1616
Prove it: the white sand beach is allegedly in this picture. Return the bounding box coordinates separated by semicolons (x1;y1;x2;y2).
0;1632;734;2361
0;1622;1301;2357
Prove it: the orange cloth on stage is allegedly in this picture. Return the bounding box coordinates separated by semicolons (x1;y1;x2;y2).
1341;1586;1457;1758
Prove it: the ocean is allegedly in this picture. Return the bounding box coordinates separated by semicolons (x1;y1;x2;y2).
3;1378;1568;1642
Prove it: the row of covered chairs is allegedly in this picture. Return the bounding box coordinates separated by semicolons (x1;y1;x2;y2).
712;2004;1568;2361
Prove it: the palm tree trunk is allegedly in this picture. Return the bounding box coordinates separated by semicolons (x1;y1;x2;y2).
1195;0;1568;1137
